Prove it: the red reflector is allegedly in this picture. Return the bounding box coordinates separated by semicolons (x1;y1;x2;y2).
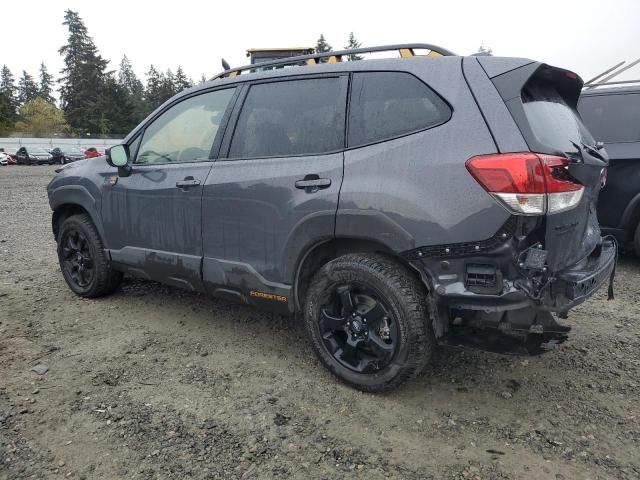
466;153;581;194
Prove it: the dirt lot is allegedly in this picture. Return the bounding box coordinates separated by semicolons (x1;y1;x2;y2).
1;165;639;480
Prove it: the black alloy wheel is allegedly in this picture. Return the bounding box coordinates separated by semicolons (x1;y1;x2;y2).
318;284;398;373
60;228;95;289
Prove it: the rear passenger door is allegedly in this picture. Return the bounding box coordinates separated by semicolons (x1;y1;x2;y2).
202;75;348;311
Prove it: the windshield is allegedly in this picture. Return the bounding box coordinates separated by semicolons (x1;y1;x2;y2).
522;81;595;153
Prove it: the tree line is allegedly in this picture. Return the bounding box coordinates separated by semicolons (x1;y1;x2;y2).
0;11;366;138
0;10;199;137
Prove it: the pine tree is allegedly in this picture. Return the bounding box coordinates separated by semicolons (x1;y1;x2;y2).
58;9;109;134
101;73;136;134
38;63;55;104
145;65;165;110
315;34;332;53
118;55;144;96
0;91;15;135
18;70;39;105
344;32;363;61
477;44;493;55
199;74;207;84
0;65;19;115
174;67;193;92
117;55;148;127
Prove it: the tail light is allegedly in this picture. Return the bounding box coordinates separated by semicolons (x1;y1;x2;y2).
466;153;584;215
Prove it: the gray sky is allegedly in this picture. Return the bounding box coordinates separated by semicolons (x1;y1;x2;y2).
3;0;640;85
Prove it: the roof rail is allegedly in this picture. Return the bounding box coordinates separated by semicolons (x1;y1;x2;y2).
213;43;456;80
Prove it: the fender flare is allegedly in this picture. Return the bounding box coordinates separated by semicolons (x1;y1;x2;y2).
49;185;106;246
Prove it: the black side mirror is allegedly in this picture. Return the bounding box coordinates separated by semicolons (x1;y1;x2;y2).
106;144;132;177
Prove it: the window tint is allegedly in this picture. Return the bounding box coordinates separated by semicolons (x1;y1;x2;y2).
136;88;235;164
348;72;451;147
521;81;594;153
229;77;346;158
578;93;640;143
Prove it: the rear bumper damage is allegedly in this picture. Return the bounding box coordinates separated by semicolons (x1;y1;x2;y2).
405;223;617;355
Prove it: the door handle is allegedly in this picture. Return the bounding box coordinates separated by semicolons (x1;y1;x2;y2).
295;177;331;189
176;177;201;188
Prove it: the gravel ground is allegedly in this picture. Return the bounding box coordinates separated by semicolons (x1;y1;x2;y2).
1;165;639;480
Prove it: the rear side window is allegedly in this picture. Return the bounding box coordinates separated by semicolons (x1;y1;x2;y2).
521;80;595;153
229;77;346;158
578;93;640;143
348;72;451;147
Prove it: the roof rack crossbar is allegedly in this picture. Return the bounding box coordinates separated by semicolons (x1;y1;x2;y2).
213;43;456;79
584;79;640;88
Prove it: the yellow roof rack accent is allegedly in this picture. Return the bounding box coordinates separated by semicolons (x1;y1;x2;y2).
214;43;455;80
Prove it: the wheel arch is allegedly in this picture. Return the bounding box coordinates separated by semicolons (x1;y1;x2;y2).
293;237;429;312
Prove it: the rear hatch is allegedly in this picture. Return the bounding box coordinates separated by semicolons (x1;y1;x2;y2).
492;64;609;271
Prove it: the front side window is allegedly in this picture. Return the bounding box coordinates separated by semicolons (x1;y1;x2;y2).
229;77;347;159
348;72;452;147
136;88;236;164
578;93;640;143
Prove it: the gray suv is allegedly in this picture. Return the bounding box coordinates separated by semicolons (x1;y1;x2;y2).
48;44;616;391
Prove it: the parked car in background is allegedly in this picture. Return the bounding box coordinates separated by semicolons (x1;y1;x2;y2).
65;147;87;163
0;151;15;166
48;44;616;392
15;147;54;165
579;85;640;255
84;147;103;158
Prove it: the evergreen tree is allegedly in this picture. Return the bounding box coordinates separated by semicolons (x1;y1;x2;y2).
344;32;363;61
58;9;109;134
118;55;144;96
117;55;148;126
315;34;332;53
17;70;39;105
477;44;493;55
174;67;193;92
145;65;165;109
101;73;137;134
38;63;55;104
0;65;19;115
199;74;207;84
162;69;177;99
0;91;16;135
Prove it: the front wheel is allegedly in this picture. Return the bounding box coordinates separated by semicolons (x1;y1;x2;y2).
57;213;122;298
304;254;435;392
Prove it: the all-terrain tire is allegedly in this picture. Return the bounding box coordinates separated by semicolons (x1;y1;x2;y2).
57;213;122;298
303;253;435;392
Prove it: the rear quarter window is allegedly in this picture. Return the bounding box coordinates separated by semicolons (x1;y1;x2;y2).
522;80;595;153
578;93;640;143
348;72;451;147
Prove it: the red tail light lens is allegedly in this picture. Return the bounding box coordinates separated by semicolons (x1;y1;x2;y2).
466;153;584;215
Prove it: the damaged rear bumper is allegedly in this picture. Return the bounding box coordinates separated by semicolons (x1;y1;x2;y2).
538;237;617;314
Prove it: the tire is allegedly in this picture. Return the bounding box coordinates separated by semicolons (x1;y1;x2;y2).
303;253;435;392
634;222;640;257
57;213;122;298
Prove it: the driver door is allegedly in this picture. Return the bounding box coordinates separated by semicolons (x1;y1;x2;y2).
101;87;238;291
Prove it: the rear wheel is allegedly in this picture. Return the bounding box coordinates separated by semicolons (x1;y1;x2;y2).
303;254;434;392
634;222;640;257
57;214;122;297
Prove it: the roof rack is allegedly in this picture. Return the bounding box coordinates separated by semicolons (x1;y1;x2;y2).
213;43;456;80
583;57;640;89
